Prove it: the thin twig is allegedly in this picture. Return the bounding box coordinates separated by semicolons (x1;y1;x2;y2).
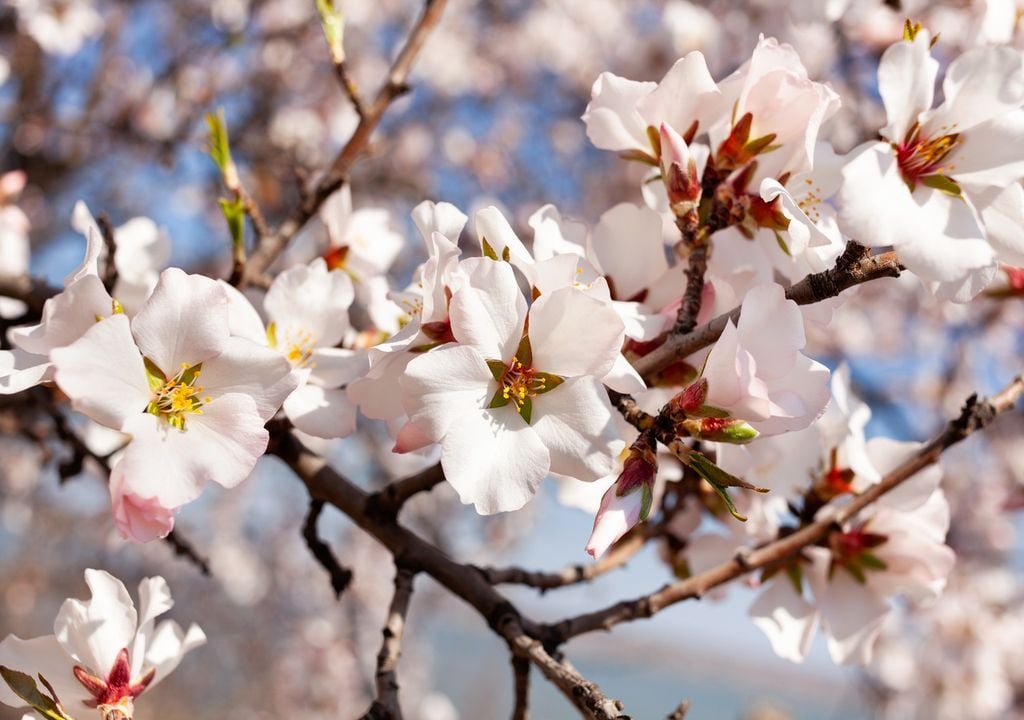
543;376;1024;643
164;528;212;577
302;498;353;598
95;212;118;292
242;0;449;286
366;463;446;519
633;243;903;379
334;60;367;119
665;699;690;719
361;566;416;720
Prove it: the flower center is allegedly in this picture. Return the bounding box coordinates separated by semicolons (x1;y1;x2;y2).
485;337;565;425
500;356;543;408
144;360;210;430
895;124;960;187
267;323;317;369
827;527;889;584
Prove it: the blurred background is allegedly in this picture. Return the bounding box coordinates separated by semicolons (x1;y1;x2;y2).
2;0;1024;718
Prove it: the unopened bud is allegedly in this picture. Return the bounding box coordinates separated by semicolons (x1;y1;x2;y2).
585;432;657;559
659;123;701;215
680;416;758;444
671;377;708;415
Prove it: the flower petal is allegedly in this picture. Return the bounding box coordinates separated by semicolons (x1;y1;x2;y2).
284;384;358;439
878;34;937;143
749;578;820;663
448;257;527;361
582;73;656;153
528;287;624;378
54;570;138;679
0;634;92;713
531;375;620;482
401;344;493;443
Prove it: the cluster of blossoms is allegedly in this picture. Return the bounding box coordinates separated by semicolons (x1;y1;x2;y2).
2;16;1024;716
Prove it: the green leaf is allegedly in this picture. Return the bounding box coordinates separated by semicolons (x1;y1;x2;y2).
638;480;653;522
686;450;769;522
0;667;73;720
219;196;246;250
315;0;346;63
486;359;508;382
143;357;167;392
178;362;203;386
205;109;234;178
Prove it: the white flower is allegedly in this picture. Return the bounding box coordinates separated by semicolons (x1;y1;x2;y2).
0;171;30;320
221;258;367;439
9;0;104;56
0;570;204;717
697;283;830;435
319;185;404;283
50;268;296;541
837;33;1024;300
399;258;624;513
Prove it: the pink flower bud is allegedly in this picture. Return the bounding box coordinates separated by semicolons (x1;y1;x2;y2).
110;468;176;542
585;433;657;559
659;123;701;212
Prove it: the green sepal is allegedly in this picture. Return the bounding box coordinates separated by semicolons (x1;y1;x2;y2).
645;125;662;158
616;149;659;167
410;341;445;354
481;237;499;261
842;559;868;585
178;362;203;387
0;667;74;720
920;174;962;197
517;396;533;424
744;132;778;157
687;450;768;522
486;359;507;382
638;480;654;522
143;357;166;392
774;231;791;256
515;335;532;367
858;551;889;572
502;245;511;262
488;386;510;409
693;404;730;419
532;371;564;395
784;561;804;595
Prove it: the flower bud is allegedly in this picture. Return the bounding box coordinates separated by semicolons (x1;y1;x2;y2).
659;123;701;215
679;416;758;444
585;433;657;559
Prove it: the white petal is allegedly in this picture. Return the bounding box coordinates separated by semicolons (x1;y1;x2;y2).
896;190;996;286
441;404;550;514
194;336;297;422
54;570;138;679
448;257;527;360
637;52;719;134
217;280;267;345
836;142;918;249
109;462;178;542
528;287;623;378
735;284;804;380
129;577;173;680
9;274;113;356
0;349;52;395
602;353;647;395
589;203;668;300
948;111;1024;189
50;314;150;430
412;199;467;244
749;578;820;663
401;344;493;443
67;202;105;284
309;347;368;388
582;73;656;153
141;621;205;690
878;35;937;142
974;184;1024;266
924;45;1024;135
284;384;358;439
131;268;229;371
265;259;354;348
528;204;588;261
473;207;535;279
531;376;619;482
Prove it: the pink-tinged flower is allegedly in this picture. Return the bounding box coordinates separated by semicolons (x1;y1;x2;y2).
586;432;657;558
707;36;840;182
0;570;204;718
837;33;1024;301
1;219;115;396
659;123;701;214
694;283;830;435
583;51;720;161
399;258;624;514
750;440;953;666
347;200;467;423
50;268;296;541
220;258;367;440
319;185;404;283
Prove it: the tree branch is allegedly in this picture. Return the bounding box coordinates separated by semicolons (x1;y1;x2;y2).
242;0;448;285
366;462;446;520
361;566;416;720
632;243;903;379
302;498;353;598
0;274;59;317
511;655;530;720
543;376;1024;644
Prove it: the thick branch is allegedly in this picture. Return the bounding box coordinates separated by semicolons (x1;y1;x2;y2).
633;243;903;378
544;376;1024;643
367;463;446;519
273;433;628;719
361;566;416;720
673;243;708;334
511;655;530;720
242;0;448;285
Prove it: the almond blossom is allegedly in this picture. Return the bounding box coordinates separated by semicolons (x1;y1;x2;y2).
837;30;1024;300
0;569;204;719
681;283;831;435
399;258;624;513
0;171;30;320
221;258;366;439
50;268;296;541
